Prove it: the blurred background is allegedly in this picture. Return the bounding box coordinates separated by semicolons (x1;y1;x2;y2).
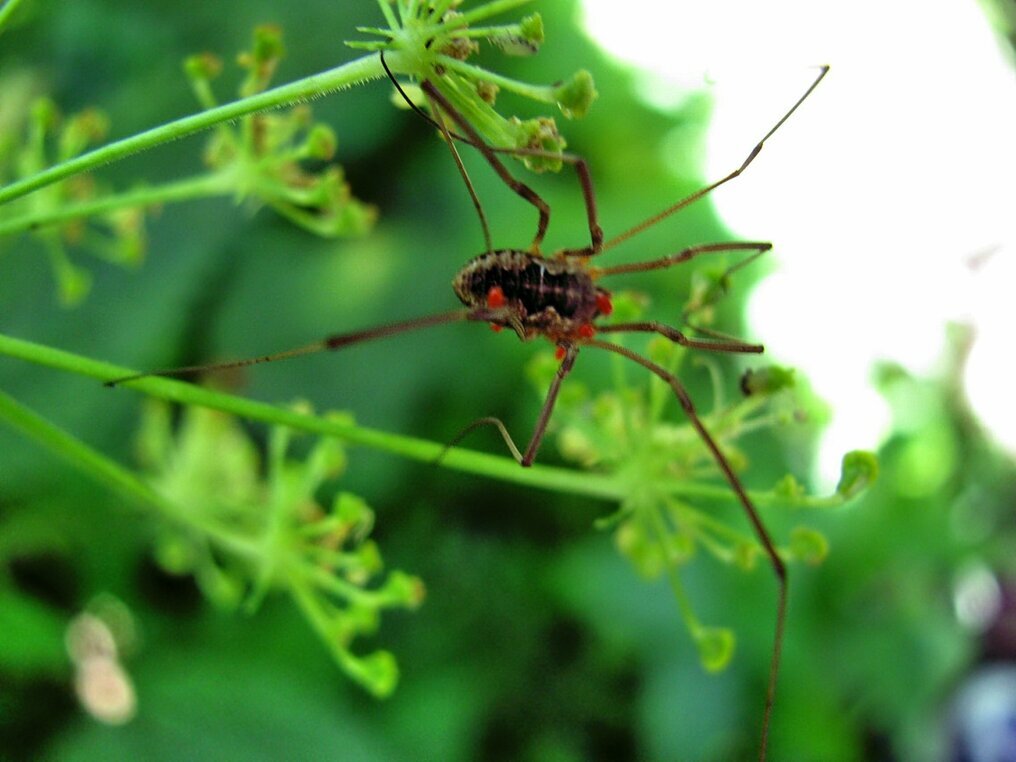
2;0;1015;760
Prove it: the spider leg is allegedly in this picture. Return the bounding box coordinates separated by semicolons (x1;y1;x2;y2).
597;321;763;354
601;66;829;253
105;309;475;386
379;52;602;254
585;337;786;761
439;343;579;466
594;241;771;276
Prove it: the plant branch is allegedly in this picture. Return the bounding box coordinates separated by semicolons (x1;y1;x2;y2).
0;173;234;238
0;52;396;207
0;333;846;509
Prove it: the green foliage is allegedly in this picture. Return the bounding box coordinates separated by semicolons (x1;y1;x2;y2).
528;291;873;671
0;583;67;676
6;2;996;761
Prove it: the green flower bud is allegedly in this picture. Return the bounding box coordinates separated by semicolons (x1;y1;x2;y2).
695;626;735;672
554;70;597;119
835;450;879;500
789;527;829;565
741;366;796;397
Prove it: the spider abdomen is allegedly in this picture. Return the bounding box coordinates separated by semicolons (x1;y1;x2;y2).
453;250;608;339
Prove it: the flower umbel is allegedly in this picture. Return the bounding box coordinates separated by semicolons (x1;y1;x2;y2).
350;0;597;172
0;93;142;305
187;26;377;237
527;287;876;671
137;400;423;697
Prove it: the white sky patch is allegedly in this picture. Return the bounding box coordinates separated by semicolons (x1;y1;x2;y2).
580;0;1016;483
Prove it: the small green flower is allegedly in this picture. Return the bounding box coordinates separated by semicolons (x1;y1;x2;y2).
695;626;736;673
836;450;880;499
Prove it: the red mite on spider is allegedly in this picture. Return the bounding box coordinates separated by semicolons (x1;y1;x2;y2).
108;52;828;761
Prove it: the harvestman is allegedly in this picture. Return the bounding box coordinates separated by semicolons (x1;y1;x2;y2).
109;55;828;760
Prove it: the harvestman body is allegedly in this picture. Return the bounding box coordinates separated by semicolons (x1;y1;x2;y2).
109;54;829;761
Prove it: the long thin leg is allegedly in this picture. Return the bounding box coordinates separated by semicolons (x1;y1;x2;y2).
380;53;603;255
438;343;579;465
595;242;772;349
594;241;771;277
586;338;786;762
105;309;474;386
421;80;552;252
602;66;829;252
596;322;763;354
521;344;578;465
422;85;494;254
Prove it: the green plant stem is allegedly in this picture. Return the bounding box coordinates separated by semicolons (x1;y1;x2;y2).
0;386;160;510
0;333;847;509
0;173;234;237
645;505;701;634
456;0;534;26
0;0;26;36
435;55;555;103
0;332;625;500
0;52;396;207
0;386;261;561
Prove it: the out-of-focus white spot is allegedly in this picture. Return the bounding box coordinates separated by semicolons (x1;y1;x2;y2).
74;657;137;725
953;562;1002;633
66;603;138;725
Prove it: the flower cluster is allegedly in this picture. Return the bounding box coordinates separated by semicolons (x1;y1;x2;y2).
137;401;423;696
527;289;877;670
0;93;144;305
187;26;377;238
350;0;597;172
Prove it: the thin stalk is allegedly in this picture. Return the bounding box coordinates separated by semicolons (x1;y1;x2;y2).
434;55;557;104
456;0;534;26
0;387;262;561
0;333;839;507
0;173;234;238
0;52;395;207
0;387;164;511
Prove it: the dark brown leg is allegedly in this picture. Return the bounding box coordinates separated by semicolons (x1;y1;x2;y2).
586;338;786;762
421;80;551;252
602;66;829;252
439;343;579;465
596;322;763;354
422;85;494;254
594;241;771;277
380;54;603;254
521;344;578;465
105;309;474;386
